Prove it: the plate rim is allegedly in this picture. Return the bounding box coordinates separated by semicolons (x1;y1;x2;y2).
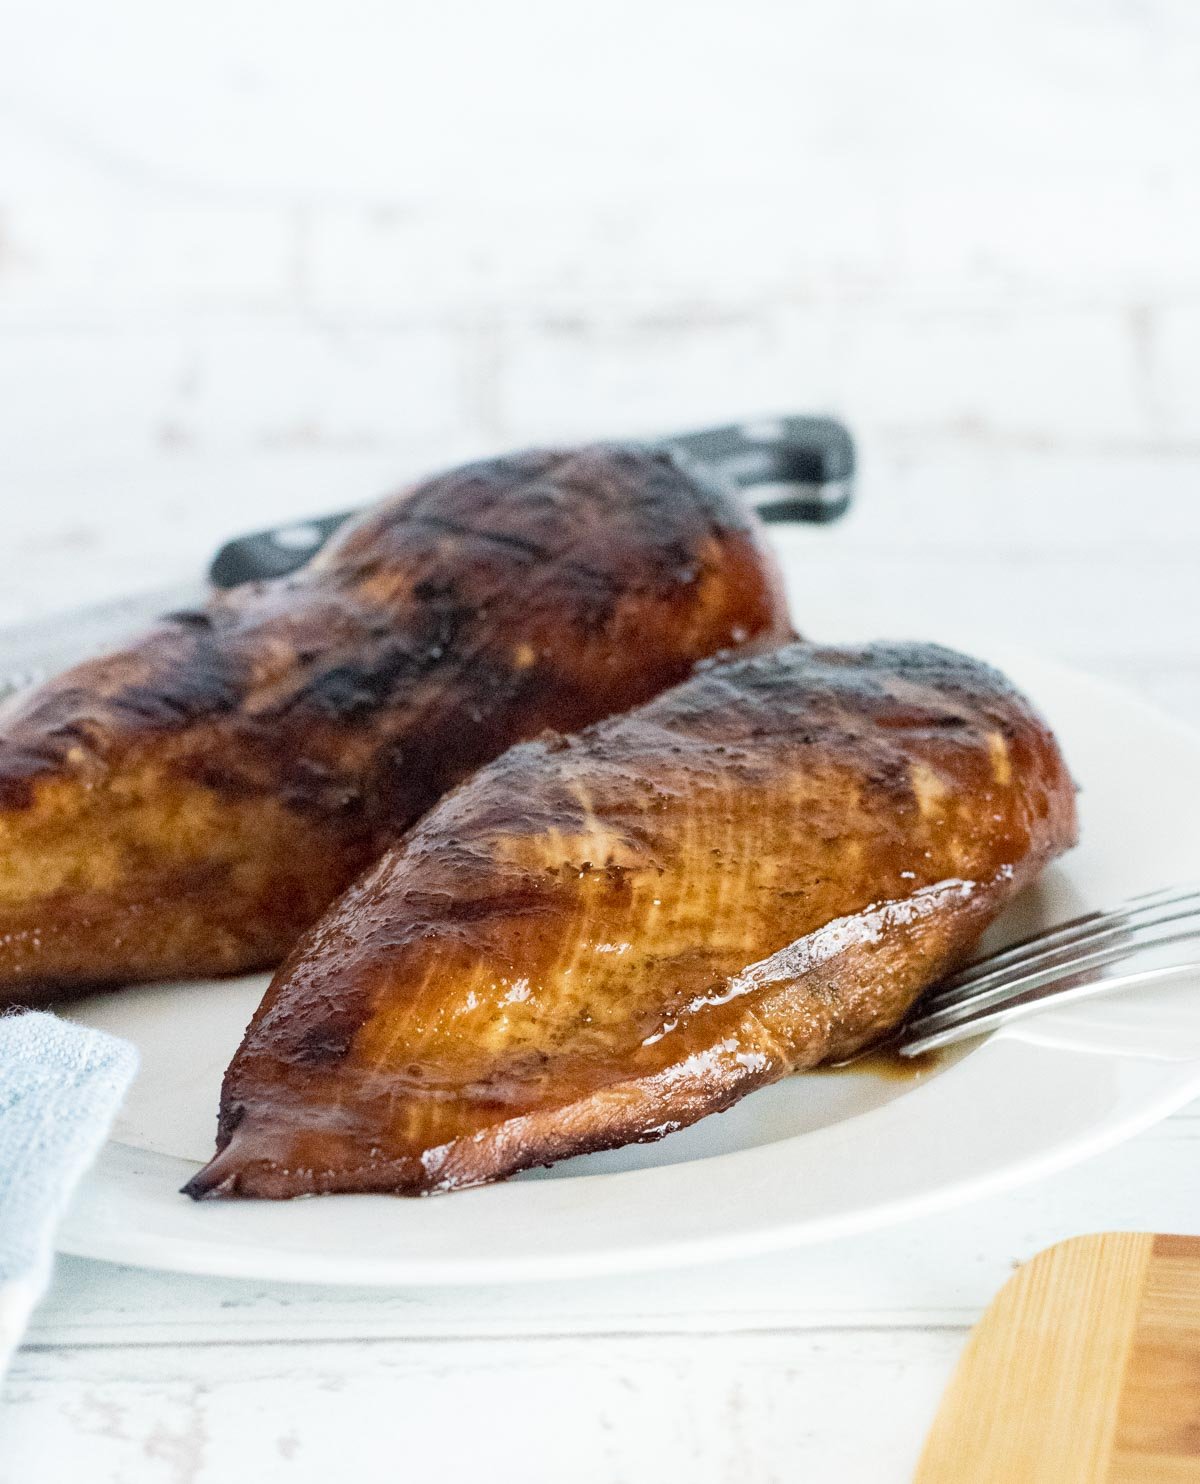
56;648;1200;1285
58;1038;1200;1286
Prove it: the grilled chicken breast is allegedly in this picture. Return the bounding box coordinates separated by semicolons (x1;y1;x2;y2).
187;640;1077;1200
0;446;789;1004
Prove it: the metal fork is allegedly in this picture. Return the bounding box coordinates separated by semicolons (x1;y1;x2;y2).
897;883;1200;1057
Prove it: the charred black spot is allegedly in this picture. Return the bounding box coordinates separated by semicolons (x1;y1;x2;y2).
412;886;555;924
300;659;418;719
215;1099;247;1147
283;600;478;723
865;758;913;793
0;770;40;809
291;1013;360;1067
164;609;214;630
413;576;457;603
42;718;102;746
121;647;243;725
292;646;426;720
113;685;225;726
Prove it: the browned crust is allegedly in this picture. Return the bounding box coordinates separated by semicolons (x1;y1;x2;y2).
0;445;791;1002
187;639;1078;1200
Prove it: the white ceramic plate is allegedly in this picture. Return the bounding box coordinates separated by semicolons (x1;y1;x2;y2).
56;642;1200;1285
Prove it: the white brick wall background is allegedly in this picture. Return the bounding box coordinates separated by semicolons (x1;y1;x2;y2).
3;10;1200;1478
1;0;1198;717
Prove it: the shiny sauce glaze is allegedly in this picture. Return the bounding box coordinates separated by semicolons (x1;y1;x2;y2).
189;639;1078;1199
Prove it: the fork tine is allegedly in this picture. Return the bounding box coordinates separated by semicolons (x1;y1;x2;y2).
918;901;1200;1021
904;920;1200;1043
918;886;1200;1013
934;883;1200;987
958;881;1197;971
913;919;1200;1034
899;956;1200;1057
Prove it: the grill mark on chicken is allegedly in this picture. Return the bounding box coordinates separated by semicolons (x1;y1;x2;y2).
187;639;1077;1200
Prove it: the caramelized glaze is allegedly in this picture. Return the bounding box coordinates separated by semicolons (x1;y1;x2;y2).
0;445;790;1002
188;640;1078;1199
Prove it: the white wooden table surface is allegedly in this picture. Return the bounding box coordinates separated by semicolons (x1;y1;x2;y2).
3;3;1200;1479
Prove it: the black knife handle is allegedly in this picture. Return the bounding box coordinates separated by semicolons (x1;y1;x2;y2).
210;511;350;589
208;415;854;589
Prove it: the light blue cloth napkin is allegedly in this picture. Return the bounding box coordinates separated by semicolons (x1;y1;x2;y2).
0;1010;137;1371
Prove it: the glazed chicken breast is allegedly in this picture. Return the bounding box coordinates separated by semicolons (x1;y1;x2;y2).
0;445;789;1004
187;640;1077;1200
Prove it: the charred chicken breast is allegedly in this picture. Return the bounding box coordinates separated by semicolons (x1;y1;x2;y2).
0;445;789;1003
187;640;1077;1200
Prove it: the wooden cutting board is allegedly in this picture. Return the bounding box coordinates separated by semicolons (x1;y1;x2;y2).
915;1232;1200;1483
